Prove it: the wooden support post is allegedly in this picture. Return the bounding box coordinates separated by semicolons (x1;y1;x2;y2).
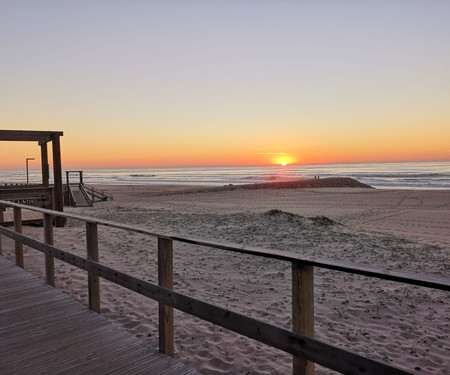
0;207;4;255
40;142;50;187
44;214;55;286
292;262;315;375
14;207;24;268
86;222;101;313
52;134;65;227
158;237;174;357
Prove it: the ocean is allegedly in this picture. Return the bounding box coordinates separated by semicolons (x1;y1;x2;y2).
1;161;449;190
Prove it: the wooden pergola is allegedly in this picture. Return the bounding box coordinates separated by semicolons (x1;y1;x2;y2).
0;130;64;225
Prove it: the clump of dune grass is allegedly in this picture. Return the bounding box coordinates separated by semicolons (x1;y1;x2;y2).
266;209;300;221
310;215;337;226
266;209;338;226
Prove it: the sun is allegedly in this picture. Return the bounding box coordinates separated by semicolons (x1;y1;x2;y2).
281;161;287;166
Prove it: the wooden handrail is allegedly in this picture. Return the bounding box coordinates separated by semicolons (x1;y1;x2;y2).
66;182;76;206
79;184;93;205
0;225;413;375
1;200;448;291
0;200;448;375
83;183;114;201
0;186;54;209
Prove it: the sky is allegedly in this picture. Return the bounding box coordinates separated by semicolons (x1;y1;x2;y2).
1;1;449;169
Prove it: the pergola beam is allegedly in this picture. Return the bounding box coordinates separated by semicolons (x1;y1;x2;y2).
0;130;63;143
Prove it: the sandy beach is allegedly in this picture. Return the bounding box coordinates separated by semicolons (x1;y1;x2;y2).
1;183;449;374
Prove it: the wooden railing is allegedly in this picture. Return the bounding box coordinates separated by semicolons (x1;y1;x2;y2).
0;201;448;375
0;185;53;209
65;182;77;206
83;183;114;202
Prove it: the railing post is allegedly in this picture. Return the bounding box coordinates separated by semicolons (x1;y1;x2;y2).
0;207;4;255
44;213;55;286
86;222;101;313
292;262;315;375
158;237;174;357
13;207;24;268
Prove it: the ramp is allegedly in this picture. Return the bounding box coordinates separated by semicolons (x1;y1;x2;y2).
65;171;113;207
71;186;91;207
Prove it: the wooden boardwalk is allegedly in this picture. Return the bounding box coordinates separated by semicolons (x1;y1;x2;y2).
1;210;43;226
0;256;200;375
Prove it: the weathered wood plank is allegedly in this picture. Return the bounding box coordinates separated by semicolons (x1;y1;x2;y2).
9;329;138;373
292;263;314;375
158;237;174;357
40;141;50;187
51;132;65;225
13;207;23;268
1;210;44;225
55;344;151;374
86;221;101;313
0;288;63;310
0;315;105;353
0;307;90;336
1;327;126;368
0;130;63;142
0;256;200;375
123;355;188;375
0;207;3;255
44;213;55;286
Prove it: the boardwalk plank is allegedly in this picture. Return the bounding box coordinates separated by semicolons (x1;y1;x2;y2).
1;325;122;367
0;288;64;308
0;308;89;336
81;345;187;375
0;299;83;326
0;256;201;375
0;282;47;296
45;341;150;374
0;314;104;350
124;356;190;375
18;336;143;374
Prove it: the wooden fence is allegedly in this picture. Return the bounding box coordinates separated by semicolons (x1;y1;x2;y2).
0;185;53;209
0;200;448;375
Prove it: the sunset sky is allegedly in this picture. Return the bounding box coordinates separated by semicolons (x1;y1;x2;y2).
1;1;449;169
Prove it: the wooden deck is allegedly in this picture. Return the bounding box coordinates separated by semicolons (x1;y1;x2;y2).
1;210;43;226
0;256;201;375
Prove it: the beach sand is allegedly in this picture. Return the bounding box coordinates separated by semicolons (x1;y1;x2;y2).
1;183;449;374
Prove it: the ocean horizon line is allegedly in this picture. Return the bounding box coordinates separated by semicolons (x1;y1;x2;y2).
2;161;449;190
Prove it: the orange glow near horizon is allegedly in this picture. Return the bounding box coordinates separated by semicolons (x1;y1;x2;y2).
0;131;449;170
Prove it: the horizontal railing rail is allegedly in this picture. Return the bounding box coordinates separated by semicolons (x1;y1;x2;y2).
79;183;93;206
0;186;53;209
1;200;448;375
1;201;447;291
83;183;114;201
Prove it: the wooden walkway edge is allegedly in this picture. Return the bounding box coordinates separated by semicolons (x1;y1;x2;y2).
1;210;43;226
0;256;201;375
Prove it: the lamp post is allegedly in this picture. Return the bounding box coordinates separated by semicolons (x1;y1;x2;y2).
26;158;35;184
